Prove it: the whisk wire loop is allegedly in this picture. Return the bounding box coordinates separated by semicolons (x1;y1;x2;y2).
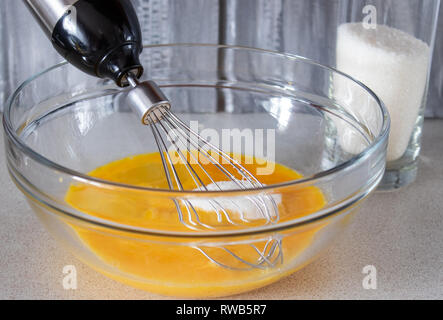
158;107;280;226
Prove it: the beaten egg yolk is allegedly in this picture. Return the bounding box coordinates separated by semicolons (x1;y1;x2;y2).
65;152;327;297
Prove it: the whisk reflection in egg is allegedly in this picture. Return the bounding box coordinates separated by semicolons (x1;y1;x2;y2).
195;235;283;271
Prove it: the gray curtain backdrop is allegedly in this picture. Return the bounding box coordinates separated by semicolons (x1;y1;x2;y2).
1;0;441;117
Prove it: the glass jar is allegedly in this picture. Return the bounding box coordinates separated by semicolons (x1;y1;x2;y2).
336;0;440;190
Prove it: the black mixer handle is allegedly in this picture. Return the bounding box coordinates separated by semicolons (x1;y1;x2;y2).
24;0;144;87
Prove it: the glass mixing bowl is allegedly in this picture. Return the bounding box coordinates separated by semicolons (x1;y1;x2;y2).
3;44;389;297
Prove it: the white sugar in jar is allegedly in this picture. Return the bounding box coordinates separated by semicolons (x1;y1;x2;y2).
335;23;430;162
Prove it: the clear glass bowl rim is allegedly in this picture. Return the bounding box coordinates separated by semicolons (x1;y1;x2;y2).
3;44;390;237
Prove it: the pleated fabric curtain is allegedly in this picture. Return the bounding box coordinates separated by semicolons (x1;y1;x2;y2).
0;0;441;117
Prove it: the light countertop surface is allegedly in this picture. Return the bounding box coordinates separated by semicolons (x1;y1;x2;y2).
0;119;442;300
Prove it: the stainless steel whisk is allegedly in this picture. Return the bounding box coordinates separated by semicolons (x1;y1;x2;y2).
125;74;283;270
126;74;280;231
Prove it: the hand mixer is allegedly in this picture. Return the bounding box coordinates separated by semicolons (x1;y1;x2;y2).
24;0;281;270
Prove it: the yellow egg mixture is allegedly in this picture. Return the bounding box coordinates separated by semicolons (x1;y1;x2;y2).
65;152;326;297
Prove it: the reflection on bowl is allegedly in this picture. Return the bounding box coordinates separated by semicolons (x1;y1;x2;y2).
3;44;389;297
